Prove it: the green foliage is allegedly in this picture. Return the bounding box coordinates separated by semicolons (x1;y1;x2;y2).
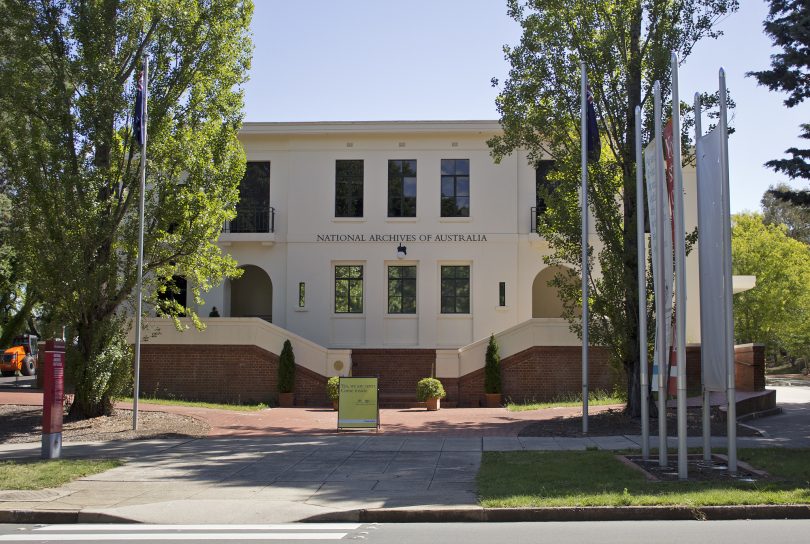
416;377;446;401
278;340;295;394
327;376;340;401
762;183;810;244
489;0;738;416
484;334;501;394
0;1;253;418
505;389;624;412
749;1;810;185
732;213;810;362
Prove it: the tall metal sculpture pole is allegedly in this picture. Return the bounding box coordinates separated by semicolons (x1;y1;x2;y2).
580;62;589;434
133;55;148;431
635;106;649;461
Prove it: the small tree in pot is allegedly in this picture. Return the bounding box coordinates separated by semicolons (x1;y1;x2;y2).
416;377;446;411
278;339;295;407
327;376;340;410
484;334;502;407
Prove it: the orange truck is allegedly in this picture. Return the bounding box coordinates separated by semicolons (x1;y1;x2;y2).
1;334;38;377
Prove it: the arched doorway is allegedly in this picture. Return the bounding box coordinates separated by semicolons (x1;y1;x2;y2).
532;265;580;318
230;265;273;322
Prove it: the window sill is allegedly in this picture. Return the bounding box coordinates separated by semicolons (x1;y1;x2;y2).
385;217;419;223
331;313;366;318
385;314;418;319
437;313;472;319
332;217;366;223
294;307;308;312
495;305;511;312
439;216;472;223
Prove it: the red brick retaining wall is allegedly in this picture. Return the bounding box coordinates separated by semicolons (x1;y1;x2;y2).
351;349;435;399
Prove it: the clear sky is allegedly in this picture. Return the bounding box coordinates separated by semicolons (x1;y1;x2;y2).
244;0;808;214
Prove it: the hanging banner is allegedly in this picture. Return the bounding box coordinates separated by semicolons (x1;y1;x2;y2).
337;377;379;430
696;128;728;391
644;140;674;393
663;119;679;395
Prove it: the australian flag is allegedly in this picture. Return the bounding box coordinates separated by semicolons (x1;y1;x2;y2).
586;84;600;162
133;70;144;146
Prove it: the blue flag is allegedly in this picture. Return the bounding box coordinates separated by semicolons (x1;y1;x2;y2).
586;85;600;162
133;71;144;146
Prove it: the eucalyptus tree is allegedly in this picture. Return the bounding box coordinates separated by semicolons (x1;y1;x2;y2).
0;1;253;417
489;0;738;415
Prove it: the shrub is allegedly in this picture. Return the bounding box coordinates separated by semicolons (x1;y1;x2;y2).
278;339;295;394
416;377;446;401
327;376;340;401
484;333;501;394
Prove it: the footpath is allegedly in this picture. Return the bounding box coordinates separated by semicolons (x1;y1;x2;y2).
0;386;808;524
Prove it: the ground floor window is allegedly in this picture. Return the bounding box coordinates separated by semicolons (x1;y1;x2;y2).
388;265;416;314
335;265;364;313
440;265;470;314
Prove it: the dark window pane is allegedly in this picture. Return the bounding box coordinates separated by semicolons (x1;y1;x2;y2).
403;177;416;197
441;159;454;175
456;177;469;196
455;160;469;175
441;176;455;197
336;160;363;217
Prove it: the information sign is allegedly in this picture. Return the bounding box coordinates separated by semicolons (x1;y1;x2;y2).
42;338;66;459
337;377;379;430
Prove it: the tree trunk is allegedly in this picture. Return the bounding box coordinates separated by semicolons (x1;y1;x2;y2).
68;320;116;419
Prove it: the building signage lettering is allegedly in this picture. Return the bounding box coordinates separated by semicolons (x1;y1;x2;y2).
316;233;488;242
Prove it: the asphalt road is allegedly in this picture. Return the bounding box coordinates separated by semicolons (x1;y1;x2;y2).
0;376;36;389
2;521;810;543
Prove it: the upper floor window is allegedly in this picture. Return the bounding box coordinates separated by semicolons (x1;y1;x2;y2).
535;160;556;215
388;265;416;314
230;161;270;233
440;159;469;217
440;265;470;314
335;265;364;313
388;160;417;217
335;160;364;217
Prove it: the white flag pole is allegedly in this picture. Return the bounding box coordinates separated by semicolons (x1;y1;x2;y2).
695;92;712;463
132;55;148;431
635;106;649;460
580;62;589;434
653;81;668;467
671;53;688;480
719;68;737;473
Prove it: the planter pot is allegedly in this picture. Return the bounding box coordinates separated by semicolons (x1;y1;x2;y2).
485;393;502;408
278;392;295;408
425;397;441;411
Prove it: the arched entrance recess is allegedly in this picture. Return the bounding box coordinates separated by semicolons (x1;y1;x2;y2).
230;265;273;322
532;265;580;318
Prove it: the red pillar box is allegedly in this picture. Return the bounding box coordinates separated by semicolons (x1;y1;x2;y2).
41;339;66;459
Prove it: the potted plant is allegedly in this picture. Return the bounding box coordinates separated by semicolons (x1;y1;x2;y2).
278;339;295;407
416;377;446;411
327;376;340;410
484;334;502;407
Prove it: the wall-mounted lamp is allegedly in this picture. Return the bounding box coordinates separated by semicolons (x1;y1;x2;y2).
396;244;407;259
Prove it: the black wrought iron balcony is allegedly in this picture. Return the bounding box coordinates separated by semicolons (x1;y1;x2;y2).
224;206;275;234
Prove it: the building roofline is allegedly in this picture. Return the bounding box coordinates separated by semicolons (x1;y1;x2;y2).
239;120;502;135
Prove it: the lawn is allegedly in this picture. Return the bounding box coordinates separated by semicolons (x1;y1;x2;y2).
506;390;624;412
120;397;268;412
0;459;122;490
477;449;810;507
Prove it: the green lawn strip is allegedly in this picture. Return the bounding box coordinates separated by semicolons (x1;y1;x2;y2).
506;393;624;412
119;397;268;411
0;459;123;490
477;449;810;508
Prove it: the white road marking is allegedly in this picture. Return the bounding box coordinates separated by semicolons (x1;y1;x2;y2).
0;533;348;541
33;524;361;532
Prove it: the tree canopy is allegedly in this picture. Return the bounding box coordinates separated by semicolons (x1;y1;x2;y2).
762;183;810;245
749;0;810;200
489;0;738;415
0;0;253;417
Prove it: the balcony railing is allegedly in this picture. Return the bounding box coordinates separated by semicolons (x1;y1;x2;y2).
224;206;275;234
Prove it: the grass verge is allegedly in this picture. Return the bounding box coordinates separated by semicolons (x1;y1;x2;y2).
119;397;268;412
506;390;624;412
477;449;810;507
0;459;123;490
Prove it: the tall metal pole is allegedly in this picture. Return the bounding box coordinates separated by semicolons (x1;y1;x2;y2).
580;62;589;434
671;53;688;480
695;92;712;463
653;81;668;467
635;106;649;461
132;55;148;431
719;68;737;473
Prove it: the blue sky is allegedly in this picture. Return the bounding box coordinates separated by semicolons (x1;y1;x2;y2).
243;1;808;214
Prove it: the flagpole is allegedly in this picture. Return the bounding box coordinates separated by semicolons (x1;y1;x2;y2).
671;53;688;480
719;68;737;473
580;62;589;434
653;81;668;467
133;55;148;431
635;106;649;461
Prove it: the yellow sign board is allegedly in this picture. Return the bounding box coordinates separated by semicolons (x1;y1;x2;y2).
337;377;379;430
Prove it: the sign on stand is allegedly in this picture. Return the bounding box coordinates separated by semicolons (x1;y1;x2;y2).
42;338;66;459
337;377;379;431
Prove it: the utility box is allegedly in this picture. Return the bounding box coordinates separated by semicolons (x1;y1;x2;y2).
41;339;66;459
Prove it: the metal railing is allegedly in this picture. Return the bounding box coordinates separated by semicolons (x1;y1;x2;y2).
223;206;275;234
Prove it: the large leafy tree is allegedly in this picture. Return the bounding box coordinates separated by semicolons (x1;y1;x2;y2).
762;183;810;245
489;0;738;416
732;213;810;363
749;0;810;202
0;0;252;417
